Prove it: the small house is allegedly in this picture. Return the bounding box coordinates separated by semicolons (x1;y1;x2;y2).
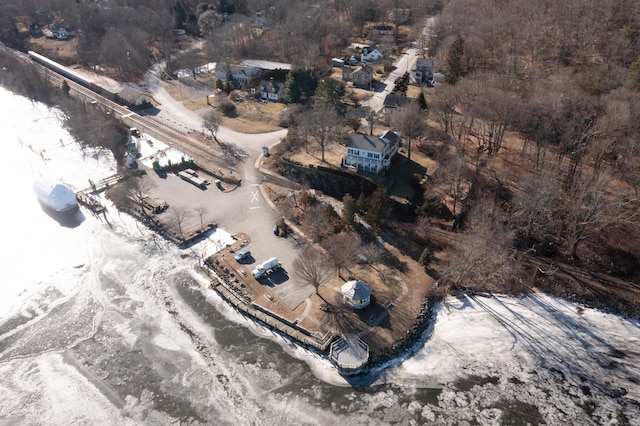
382;94;413;121
341;280;372;309
259;79;284;102
214;63;232;82
231;65;260;85
410;58;441;84
361;47;384;62
332;58;345;68
117;86;153;110
343;64;374;90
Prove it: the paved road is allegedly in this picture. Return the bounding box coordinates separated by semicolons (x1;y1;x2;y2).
361;47;419;113
361;16;437;113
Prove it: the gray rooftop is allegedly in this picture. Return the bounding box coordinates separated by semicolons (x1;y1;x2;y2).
239;59;292;70
347;134;387;152
383;94;413;109
342;280;372;300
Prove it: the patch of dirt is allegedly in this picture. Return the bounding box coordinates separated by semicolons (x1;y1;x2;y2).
219;99;285;134
27;36;78;64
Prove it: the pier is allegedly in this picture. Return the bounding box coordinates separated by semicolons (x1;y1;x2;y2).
75;191;106;215
74;173;125;215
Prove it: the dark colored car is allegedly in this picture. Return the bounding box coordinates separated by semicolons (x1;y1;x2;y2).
234;249;251;262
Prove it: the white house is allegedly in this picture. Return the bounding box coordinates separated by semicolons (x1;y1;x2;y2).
259;79;284;101
342;130;401;174
214;64;260;85
361;47;384;62
341;280;372;309
231;66;260;85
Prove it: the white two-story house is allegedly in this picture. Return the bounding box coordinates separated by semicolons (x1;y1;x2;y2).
342;130;401;174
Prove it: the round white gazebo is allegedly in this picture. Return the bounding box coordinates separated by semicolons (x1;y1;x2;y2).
341;280;372;309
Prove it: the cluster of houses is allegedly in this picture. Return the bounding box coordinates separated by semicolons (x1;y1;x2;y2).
213;60;290;102
204;46;444;176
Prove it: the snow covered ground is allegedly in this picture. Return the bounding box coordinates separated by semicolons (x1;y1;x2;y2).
134;134;192;169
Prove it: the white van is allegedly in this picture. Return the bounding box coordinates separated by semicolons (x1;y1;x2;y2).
252;257;281;279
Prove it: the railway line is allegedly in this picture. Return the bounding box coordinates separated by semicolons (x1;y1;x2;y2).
2;44;233;173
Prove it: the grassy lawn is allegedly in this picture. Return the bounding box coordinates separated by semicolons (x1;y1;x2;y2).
219;99;285;134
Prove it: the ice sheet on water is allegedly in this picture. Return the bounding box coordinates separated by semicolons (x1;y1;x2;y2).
390;294;640;423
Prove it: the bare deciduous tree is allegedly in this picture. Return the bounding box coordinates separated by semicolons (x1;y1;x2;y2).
305;204;332;242
509;164;562;251
359;242;387;266
170;206;190;237
125;175;156;215
203;109;222;145
391;102;428;162
442;203;523;293
293;246;335;300
194;204;208;230
305;104;342;162
560;170;639;259
321;232;362;278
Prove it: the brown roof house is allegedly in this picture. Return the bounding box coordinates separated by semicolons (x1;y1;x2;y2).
343;64;374;90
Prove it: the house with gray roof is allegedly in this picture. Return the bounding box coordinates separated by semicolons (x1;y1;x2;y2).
341;280;372;309
117;86;153;110
343;64;374;90
342;130;401;174
259;79;284;102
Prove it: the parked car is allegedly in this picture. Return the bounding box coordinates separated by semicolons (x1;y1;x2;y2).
234;249;251;262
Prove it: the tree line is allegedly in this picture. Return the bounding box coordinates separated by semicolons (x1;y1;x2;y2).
0;0;437;78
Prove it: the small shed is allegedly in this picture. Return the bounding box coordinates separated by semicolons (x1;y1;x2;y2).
341;280;372;309
117;86;153;110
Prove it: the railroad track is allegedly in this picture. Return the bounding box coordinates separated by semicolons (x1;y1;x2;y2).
1;44;233;171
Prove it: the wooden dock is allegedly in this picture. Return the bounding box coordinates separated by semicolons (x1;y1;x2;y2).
84;173;124;193
76;191;106;215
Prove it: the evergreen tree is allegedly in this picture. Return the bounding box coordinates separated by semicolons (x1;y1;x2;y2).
355;192;367;213
446;35;465;85
315;78;347;116
172;1;188;28
416;91;428;111
285;68;319;103
364;186;390;232
419;247;432;267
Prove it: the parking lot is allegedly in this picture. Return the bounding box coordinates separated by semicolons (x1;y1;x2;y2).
145;167;314;310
